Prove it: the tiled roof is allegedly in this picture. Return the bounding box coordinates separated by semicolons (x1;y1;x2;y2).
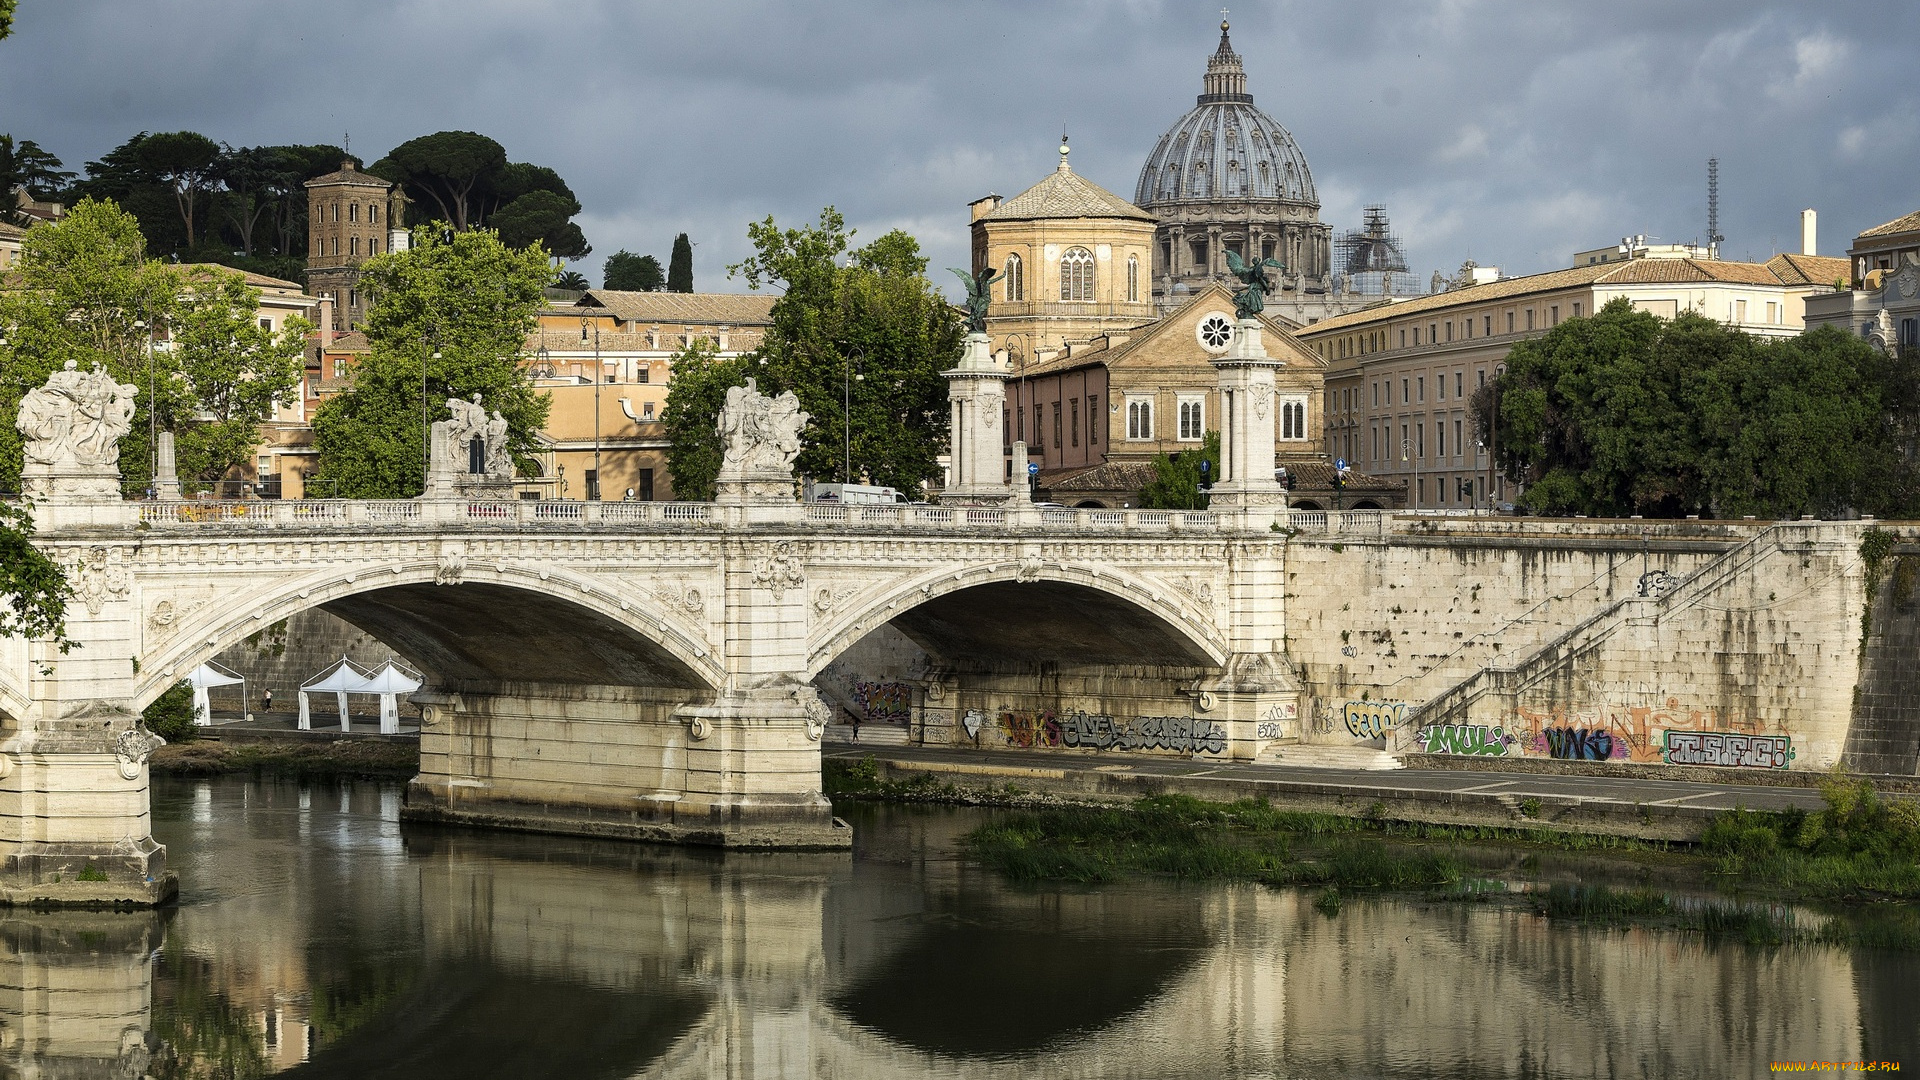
304;164;390;189
0;219;28;241
1858;209;1920;239
1302;257;1828;335
313;331;370;352
178;263;308;291
577;290;775;326
982;165;1156;223
1276;459;1401;492
1765;253;1850;288
1014;285;1317;380
1039;460;1157;491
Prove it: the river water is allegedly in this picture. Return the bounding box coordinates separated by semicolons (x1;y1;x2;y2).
4;775;1911;1078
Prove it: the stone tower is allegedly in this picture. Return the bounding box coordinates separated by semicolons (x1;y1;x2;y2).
304;161;394;332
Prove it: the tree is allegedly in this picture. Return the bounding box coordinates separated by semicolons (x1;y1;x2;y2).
490;188;590;257
214;144;286;258
165;266;307;488
0;504;75;654
310;223;553;497
603;250;664;292
0;198;177;493
660;342;750;501
553;269;589;291
0;0;14;40
1138;431;1220;509
667;232;693;292
136;131;223;249
370;131;507;232
0;136;73;210
72;131;222;256
725;208;961;496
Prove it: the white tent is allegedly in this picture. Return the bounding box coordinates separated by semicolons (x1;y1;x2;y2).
358;659;423;734
185;662;245;726
299;658;373;731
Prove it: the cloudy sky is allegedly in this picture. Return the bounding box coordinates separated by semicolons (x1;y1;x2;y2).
5;1;1915;294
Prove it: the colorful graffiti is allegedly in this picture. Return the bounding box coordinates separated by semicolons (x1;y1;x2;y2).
1417;724;1513;756
1663;731;1795;769
1533;726;1628;761
853;681;912;723
996;709;1228;754
998;709;1062;748
1509;699;1769;765
1344;702;1406;739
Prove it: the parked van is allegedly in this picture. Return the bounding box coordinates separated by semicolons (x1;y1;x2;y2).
805;482;909;505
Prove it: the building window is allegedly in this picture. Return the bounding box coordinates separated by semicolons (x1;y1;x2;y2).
1429;323;1438;343
1127;397;1153;440
1400;328;1407;348
1550;305;1560;325
1060;247;1095;302
350;236;359;257
1401;378;1409;404
1177;396;1204;441
1127;255;1139;302
1455;418;1464;457
259;318;273;330
642;401;655;419
1456;372;1463;398
1372;382;1379;407
369;236;379;255
638;468;654;501
1088;395;1098;443
1437;375;1444;401
1004;253;1024;301
1446;321;1453;342
369;204;378;224
1281;400;1307;440
1766;301;1779;324
1052;403;1062;449
1573;301;1583;318
1735;299;1747;323
1509;311;1517;333
349;203;357;223
1484;315;1492;336
330;203;338;222
1070;398;1080;447
1417;376;1424;403
1417;422;1425;457
1525;309;1535;331
1438;420;1446;458
1413;327;1421;346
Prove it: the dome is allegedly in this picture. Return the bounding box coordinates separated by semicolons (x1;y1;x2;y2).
1134;23;1318;209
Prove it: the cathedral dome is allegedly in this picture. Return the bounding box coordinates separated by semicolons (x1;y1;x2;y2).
1134;22;1318;209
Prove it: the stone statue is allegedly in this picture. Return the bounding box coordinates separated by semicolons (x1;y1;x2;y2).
424;393;514;497
483;410;512;476
948;267;1002;334
1223;250;1286;319
717;377;809;477
433;394;495;476
17;361;138;469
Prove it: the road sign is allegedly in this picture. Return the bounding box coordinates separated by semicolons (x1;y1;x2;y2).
1335;458;1347;471
1027;462;1039;476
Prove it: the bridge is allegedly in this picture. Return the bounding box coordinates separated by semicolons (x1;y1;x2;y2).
6;330;1912;906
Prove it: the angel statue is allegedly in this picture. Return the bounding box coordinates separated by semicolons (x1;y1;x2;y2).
948;267;1002;334
1224;250;1287;320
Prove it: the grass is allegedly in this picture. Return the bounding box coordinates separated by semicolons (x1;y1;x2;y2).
1697;773;1920;902
151;739;419;781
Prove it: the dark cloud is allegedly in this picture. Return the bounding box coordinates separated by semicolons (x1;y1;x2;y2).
5;1;1913;291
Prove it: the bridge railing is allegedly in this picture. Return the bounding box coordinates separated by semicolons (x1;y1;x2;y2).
131;498;1220;533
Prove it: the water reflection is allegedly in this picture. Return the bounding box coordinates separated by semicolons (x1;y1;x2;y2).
0;778;1907;1078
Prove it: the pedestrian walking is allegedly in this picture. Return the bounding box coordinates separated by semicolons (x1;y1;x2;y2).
262;688;273;715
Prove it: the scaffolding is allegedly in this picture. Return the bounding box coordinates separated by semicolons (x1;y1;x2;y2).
1335;206;1419;296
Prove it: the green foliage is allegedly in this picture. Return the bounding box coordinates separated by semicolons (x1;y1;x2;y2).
0;0;14;40
603;249;665;292
726;208;962;495
490;188;590;257
0;502;74;651
660;342;749;502
370;130;506;231
1138;430;1221;509
311;223;553;497
0;135;73;212
1698;774;1920;900
167;266;308;488
553;269;589;292
1859;527;1898;653
1478;298;1920;518
667;232;693;292
152;943;272;1079
143;680;199;742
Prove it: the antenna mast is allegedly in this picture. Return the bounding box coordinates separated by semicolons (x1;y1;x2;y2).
1706;158;1723;259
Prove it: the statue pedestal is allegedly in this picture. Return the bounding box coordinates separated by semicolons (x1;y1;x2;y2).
1207;318;1289;513
939;332;1017;506
714;474;798;505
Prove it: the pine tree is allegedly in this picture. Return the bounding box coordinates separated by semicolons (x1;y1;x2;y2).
667;232;693;292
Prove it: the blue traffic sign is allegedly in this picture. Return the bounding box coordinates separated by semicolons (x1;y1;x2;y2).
1335;458;1347;471
1027;462;1039;475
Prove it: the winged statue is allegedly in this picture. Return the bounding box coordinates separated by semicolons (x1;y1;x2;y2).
1224;250;1287;320
949;267;1003;334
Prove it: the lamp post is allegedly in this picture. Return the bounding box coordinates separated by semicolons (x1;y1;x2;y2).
421;326;440;486
1488;361;1507;510
586;319;602;500
137;318;156;496
843;348;864;483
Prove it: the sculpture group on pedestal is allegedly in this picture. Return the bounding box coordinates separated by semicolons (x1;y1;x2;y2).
15;360;140;499
425;394;515;498
715;378;809;500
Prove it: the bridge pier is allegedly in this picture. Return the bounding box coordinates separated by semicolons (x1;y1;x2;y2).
404;681;846;849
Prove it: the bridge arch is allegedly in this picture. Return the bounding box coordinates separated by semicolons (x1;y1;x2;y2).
807;560;1228;678
132;561;723;712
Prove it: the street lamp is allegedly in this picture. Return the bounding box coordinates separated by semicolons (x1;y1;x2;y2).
586;319;603;500
421;326;440;485
1488;361;1507;510
843;348;864;483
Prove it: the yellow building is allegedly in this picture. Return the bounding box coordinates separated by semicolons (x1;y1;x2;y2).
969;140;1158;366
522;290;774;500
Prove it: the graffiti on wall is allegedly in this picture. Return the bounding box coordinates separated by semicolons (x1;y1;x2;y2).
1663;730;1795;769
996;709;1228;755
1255;702;1297;741
853;681;912;723
1509;699;1771;765
1344;702;1406;739
1417;724;1514;756
1534;726;1627;761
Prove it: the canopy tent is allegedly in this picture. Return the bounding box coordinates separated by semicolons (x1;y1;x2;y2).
299;658;372;731
297;657;423;733
359;659;423;734
185;662;245;727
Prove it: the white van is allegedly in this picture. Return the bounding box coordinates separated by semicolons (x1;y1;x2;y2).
806;482;908;505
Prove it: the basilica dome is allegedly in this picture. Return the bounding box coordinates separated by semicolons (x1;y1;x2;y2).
1132;22;1361;320
1135;23;1318;210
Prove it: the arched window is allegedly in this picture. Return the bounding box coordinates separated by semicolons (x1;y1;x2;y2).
349;202;358;223
1004;253;1024;301
1191;165;1208;197
1060;247;1094;302
1164;165;1180;198
1126;255;1139;302
1281;400;1308;440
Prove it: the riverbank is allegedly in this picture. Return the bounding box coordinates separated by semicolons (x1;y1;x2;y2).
151;735;419;780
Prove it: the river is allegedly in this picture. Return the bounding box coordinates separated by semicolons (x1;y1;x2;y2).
2;775;1910;1078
